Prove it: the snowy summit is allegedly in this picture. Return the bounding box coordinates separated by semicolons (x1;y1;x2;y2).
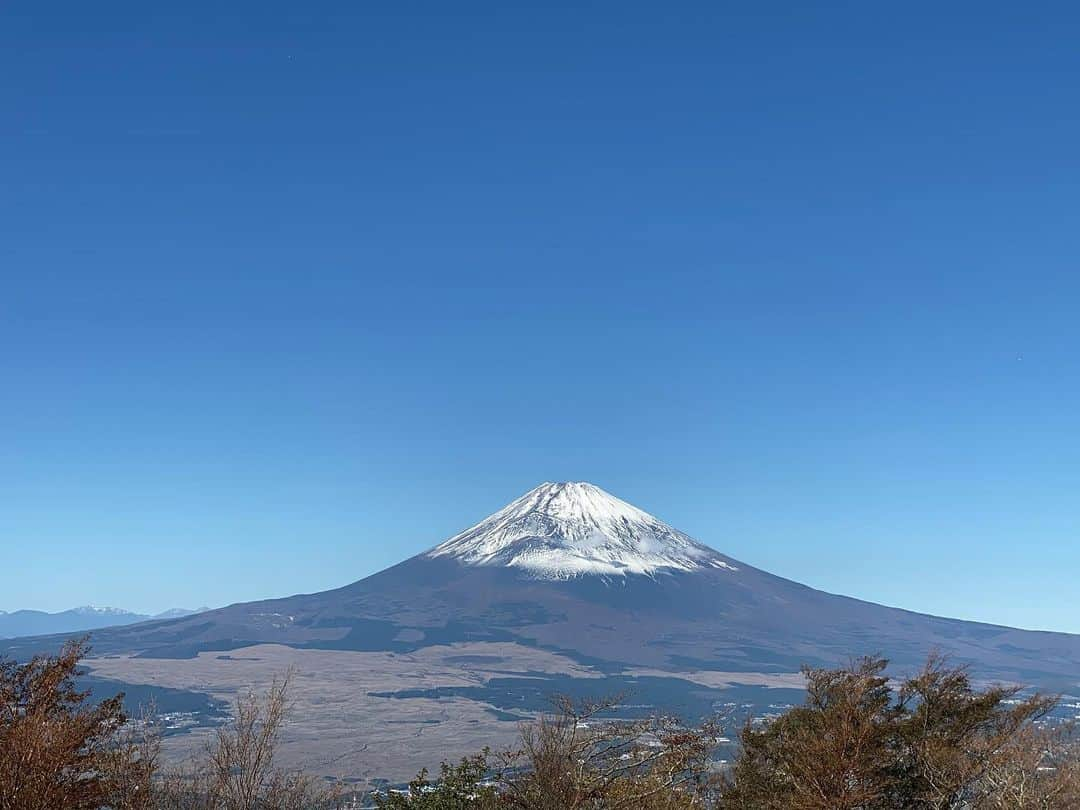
428;481;737;580
71;606;134;616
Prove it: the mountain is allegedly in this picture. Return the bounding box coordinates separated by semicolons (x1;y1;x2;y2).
0;606;208;639
10;481;1079;785
9;481;1080;689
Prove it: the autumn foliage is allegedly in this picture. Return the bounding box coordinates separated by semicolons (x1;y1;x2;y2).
0;637;153;810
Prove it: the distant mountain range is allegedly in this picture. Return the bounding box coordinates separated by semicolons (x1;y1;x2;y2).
0;605;208;639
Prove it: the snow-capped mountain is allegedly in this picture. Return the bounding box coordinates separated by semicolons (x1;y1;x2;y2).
8;482;1080;689
71;605;138;617
429;482;736;579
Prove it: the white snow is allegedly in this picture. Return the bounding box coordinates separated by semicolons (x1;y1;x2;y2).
71;606;134;616
427;482;737;580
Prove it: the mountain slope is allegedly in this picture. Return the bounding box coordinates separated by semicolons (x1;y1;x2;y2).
6;483;1080;688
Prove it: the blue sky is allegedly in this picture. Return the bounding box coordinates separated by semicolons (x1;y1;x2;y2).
3;2;1079;630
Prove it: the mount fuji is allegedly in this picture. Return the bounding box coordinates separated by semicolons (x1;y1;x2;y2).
9;481;1079;690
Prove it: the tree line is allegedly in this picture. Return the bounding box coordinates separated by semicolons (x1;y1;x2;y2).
2;638;1078;809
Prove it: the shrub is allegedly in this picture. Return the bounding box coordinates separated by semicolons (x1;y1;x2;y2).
0;637;153;810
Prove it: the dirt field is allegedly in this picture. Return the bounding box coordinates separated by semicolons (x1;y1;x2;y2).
86;642;607;786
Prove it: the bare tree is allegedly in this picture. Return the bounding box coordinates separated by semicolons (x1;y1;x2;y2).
976;720;1080;809
499;694;723;810
100;703;162;810
158;670;343;810
379;693;723;809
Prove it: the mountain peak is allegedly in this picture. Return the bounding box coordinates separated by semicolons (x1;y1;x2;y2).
428;482;737;579
71;605;136;616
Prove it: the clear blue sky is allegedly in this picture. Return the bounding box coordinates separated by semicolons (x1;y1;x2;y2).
3;1;1079;630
